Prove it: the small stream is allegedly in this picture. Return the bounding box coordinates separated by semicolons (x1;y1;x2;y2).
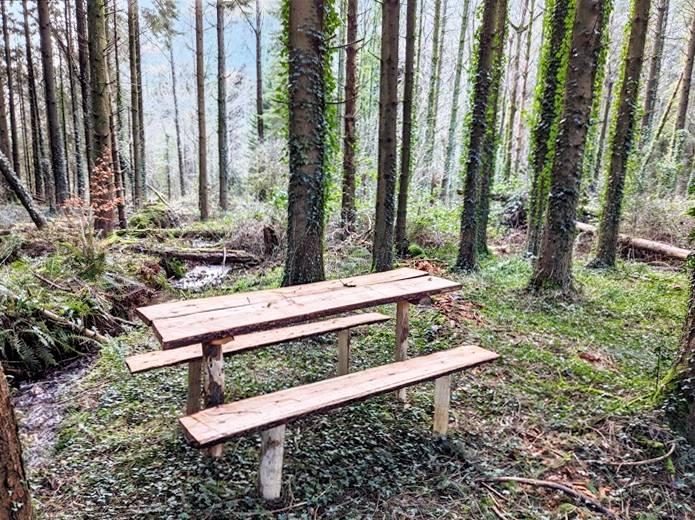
12;356;94;470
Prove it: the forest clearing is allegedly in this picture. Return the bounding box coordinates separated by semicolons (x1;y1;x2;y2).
1;0;695;518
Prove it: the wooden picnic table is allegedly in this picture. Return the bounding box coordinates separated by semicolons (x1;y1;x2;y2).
136;267;462;456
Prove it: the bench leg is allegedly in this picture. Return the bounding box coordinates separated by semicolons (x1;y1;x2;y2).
337;329;351;376
395;301;409;402
186;359;202;415
202;342;225;458
433;375;451;437
258;425;286;501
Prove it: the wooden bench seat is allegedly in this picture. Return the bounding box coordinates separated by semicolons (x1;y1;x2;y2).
179;345;499;499
125;312;390;374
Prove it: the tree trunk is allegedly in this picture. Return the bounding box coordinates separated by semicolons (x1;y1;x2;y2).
165;133;171;201
22;0;44;199
89;0;115;234
58;51;71;196
217;1;228;212
502;0;530;180
2;1;20;179
372;0;400;272
441;0;472;203
75;0;93;173
195;0;208;221
456;0;508;270
108;0;126;228
513;0;537;177
128;0;144;207
673;13;695;195
590;0;652;268
65;0;86;199
255;0;264;142
640;0;669;142
340;0;358;231
38;0;68;206
394;0;417;256
283;0;327;285
169;43;185;198
0;149;46;229
0;364;32;519
531;0;610;292
591;75;613;189
526;0;573;256
424;0;443;200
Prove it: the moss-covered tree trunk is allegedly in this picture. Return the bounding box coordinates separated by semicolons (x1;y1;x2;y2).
640;0;669;142
0;364;32;519
195;0;208;221
372;0;400;272
590;0;651;268
394;0;417;256
340;0;358;231
531;0;611;292
673;13;695;196
38;0;68;206
217;1;228;212
21;0;44;199
89;0;116;234
441;0;472;203
526;0;573;257
456;0;508;271
284;0;327;285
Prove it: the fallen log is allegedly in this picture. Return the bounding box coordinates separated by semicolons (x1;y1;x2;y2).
127;245;261;266
575;222;691;261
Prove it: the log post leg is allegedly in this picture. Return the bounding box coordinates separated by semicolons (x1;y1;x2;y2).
186;359;202;415
337;329;351;376
202;342;225;457
258;424;286;501
395;300;409;402
433;375;451;437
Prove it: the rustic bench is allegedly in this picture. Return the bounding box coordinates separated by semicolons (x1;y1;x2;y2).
179;345;499;500
126;312;390;412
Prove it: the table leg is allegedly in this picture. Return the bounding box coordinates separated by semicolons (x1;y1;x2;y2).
186;359;202;415
433;375;451;436
395;300;409;402
258;424;286;500
202;342;224;457
337;329;351;376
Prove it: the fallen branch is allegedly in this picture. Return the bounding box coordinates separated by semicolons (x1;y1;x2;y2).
479;476;620;519
575;222;691;261
583;441;676;468
126;244;260;266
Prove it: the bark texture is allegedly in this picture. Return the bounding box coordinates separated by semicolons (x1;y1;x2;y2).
283;0;327;285
531;0;610;291
255;0;264;142
395;0;417;255
128;0;145;207
217;1;228;211
591;0;652;268
195;0;208;220
0;365;32;519
340;0;358;230
372;0;400;272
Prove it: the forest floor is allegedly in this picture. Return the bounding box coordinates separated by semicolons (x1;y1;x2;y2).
2;202;695;519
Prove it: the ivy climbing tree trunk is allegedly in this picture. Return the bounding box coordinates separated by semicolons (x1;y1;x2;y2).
340;0;358;231
526;0;573;257
0;364;32;519
640;0;669;142
673;13;695;195
128;0;146;207
195;0;208;221
395;0;417;255
22;0;44;199
456;0;508;270
441;0;472;203
89;0;115;234
283;0;327;286
217;0;228;211
38;0;68;206
531;0;611;292
590;0;652;268
372;0;400;272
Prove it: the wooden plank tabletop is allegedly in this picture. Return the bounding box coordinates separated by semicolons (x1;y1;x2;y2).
137;268;428;324
180;345;499;447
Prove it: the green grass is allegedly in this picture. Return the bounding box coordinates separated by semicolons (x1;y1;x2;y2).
27;250;695;518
